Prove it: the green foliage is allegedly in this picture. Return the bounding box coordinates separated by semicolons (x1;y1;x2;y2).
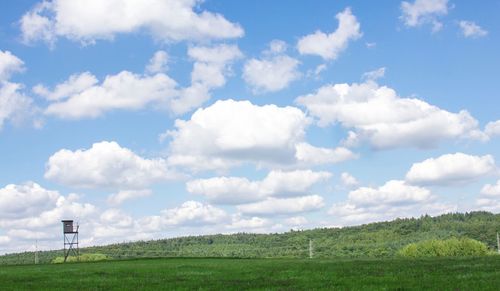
398;238;490;258
1;211;499;265
2;257;500;290
51;253;108;264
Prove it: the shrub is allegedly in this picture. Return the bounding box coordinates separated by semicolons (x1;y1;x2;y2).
52;253;108;264
398;237;489;258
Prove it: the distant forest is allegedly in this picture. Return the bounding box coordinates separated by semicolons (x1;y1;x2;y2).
1;211;499;265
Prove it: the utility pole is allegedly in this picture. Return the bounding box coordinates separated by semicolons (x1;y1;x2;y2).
309;239;313;259
35;239;39;264
497;232;500;254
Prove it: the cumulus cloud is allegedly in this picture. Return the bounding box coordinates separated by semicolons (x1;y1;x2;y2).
405;153;496;186
165;99;355;171
33;71;98;101
1;81;35;130
362;67;386;81
0;50;37;130
146;50;169;74
39;46;241;118
340;172;359;188
107;189;152;205
161;201;227;226
296;81;485;149
294;142;357;164
0;50;25;81
237;195;324;216
476;180;500;212
45;141;179;189
485;120;500;138
297;8;361;60
400;0;449;32
43;71;177;119
459;21;487;38
243;40;300;93
329;180;455;225
481;180;500;197
0;182;60;219
227;215;271;230
187;169;331;204
170;44;243;114
0;182;96;252
20;0;243;46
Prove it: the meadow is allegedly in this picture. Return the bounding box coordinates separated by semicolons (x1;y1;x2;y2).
1;256;500;290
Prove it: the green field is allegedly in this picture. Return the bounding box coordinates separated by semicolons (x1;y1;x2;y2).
1;257;500;290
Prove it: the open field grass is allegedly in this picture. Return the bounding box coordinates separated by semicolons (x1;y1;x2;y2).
1;257;500;290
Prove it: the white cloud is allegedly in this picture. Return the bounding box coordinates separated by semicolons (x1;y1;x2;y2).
45;141;178;189
20;0;243;46
405;153;496;186
400;0;448;31
1;81;35;130
294;142;356;164
187;44;242;89
296;81;485;149
0;183;96;237
362;67;386;81
227;215;271;230
188;44;243;65
107;189;152;205
0;182;59;219
459;21;487;38
284;216;308;227
329;180;455;225
348;180;432;206
187;169;331;204
100;208;134;228
476;180;500;212
161;201;227;226
165;99;354;171
297;7;361;60
0;50;25;81
44;71;178;119
267;40;287;54
0;51;37;130
0;236;11;245
306;64;327;79
187;176;260;204
485;120;500;138
40;46;241;118
237;195;324;216
33;71;98;101
243;55;300;93
146;50;169;74
481;180;500;197
166;99;307;169
341;172;359;187
243;41;300;93
170;44;242;115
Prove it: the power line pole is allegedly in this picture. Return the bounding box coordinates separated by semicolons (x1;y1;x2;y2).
309;239;313;259
35;239;39;264
497;232;499;254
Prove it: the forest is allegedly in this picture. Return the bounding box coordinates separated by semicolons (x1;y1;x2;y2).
1;211;499;265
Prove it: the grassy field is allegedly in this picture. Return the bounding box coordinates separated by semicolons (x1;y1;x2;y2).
1;257;500;290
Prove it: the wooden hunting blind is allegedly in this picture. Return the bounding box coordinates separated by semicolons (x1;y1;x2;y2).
61;220;79;262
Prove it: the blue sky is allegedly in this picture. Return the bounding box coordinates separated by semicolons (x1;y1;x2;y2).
1;0;500;254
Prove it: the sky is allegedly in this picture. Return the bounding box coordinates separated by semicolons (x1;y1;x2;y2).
1;0;500;254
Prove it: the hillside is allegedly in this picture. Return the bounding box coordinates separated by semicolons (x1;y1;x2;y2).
2;211;499;265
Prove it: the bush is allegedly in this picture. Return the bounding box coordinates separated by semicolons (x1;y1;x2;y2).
398;237;489;258
52;253;108;264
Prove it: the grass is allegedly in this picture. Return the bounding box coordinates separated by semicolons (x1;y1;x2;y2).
1;257;500;290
